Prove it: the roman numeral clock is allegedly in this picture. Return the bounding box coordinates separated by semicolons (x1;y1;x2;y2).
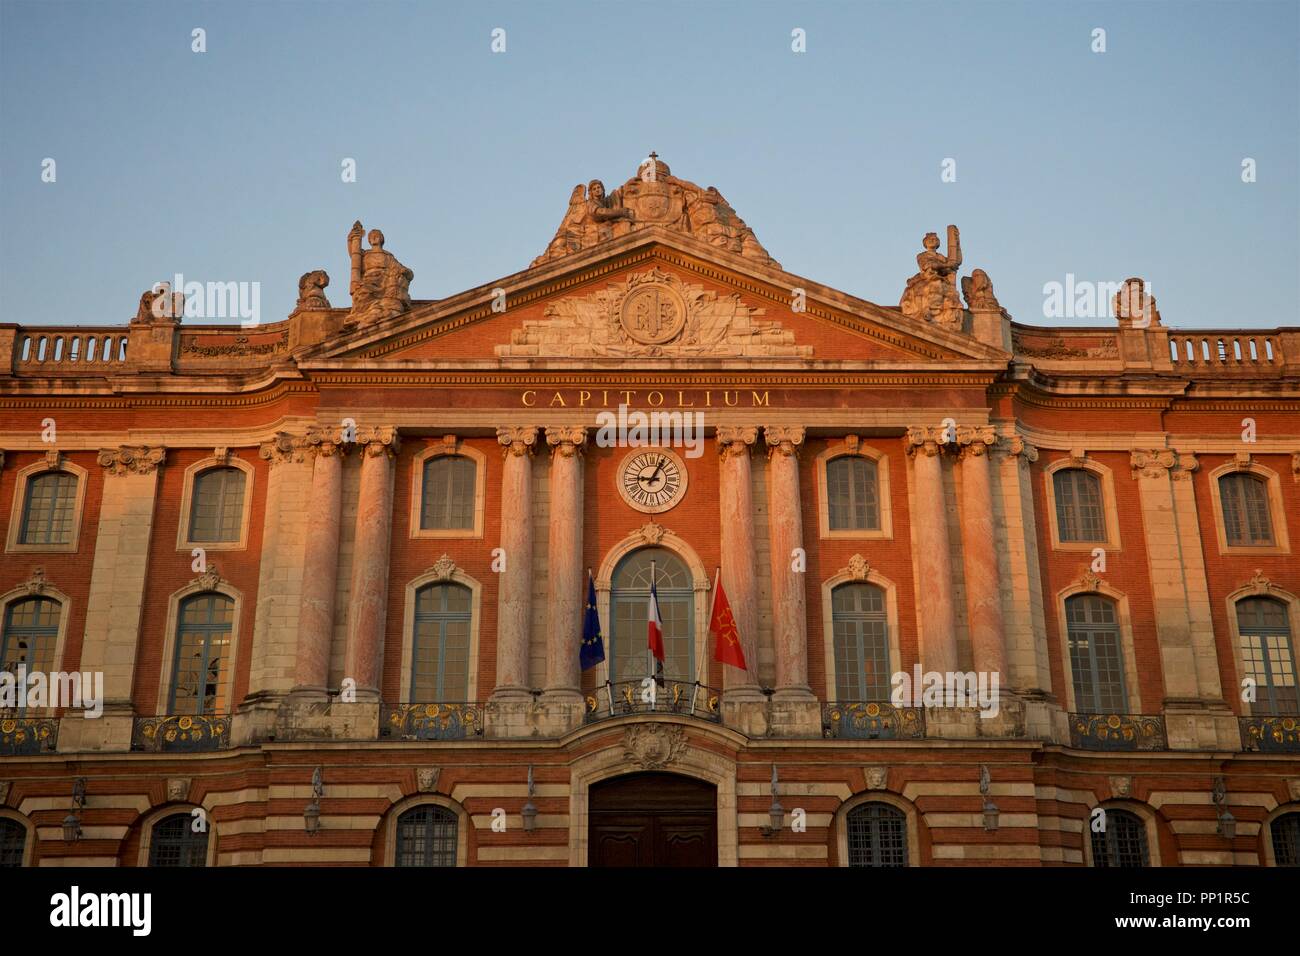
618;448;688;513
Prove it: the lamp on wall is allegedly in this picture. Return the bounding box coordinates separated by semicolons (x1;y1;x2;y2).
521;765;538;834
760;763;784;838
1213;776;1236;841
979;765;1000;832
304;767;323;836
62;777;86;842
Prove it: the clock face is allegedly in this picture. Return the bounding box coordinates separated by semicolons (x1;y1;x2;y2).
618;448;688;514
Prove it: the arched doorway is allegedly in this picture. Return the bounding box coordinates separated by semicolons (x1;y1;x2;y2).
588;772;717;867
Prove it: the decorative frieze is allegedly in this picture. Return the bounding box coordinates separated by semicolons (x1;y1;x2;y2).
97;445;165;476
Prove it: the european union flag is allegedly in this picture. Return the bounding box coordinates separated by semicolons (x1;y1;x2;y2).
580;572;605;670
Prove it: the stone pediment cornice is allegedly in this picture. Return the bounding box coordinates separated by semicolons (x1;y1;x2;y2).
306;228;1012;366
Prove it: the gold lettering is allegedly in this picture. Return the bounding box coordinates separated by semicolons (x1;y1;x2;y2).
723;391;739;407
522;390;537;407
752;390;769;407
621;390;636;405
705;391;712;407
578;390;591;406
677;390;695;407
550;392;567;407
602;390;609;407
647;390;664;407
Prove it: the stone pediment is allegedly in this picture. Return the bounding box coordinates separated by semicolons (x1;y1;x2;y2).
308;227;1009;367
496;267;811;359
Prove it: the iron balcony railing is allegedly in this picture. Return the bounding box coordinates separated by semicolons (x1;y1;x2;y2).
584;679;722;724
0;715;59;755
822;701;925;740
1069;713;1167;751
380;703;484;741
132;714;231;752
1240;714;1300;753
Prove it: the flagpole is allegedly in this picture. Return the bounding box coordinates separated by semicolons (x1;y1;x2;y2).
589;565;613;717
648;559;656;710
693;566;720;715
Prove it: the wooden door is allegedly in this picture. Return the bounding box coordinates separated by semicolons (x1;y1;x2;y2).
588;772;717;867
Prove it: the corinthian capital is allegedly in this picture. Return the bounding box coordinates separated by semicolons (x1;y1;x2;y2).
497;426;538;457
355;425;401;458
1130;449;1176;479
764;425;805;458
97;445;165;476
545;425;588;458
716;425;758;459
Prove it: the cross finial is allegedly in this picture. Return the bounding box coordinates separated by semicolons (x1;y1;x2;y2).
648;151;658;161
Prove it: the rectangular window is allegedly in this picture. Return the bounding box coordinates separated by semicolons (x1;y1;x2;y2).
1054;469;1104;542
1221;474;1273;546
189;468;246;543
19;472;77;545
827;457;880;532
1067;595;1128;713
421;457;477;531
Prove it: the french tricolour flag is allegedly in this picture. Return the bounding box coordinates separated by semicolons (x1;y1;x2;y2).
647;573;665;664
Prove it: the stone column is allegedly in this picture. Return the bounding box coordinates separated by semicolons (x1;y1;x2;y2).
342;426;399;702
293;425;347;698
763;426;821;736
716;426;761;698
543;426;587;729
59;446;164;753
956;427;1006;679
492;426;538;699
907;426;958;675
1130;449;1234;749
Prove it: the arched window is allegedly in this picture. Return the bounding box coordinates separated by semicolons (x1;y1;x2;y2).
1271;811;1300;867
19;471;78;545
411;583;472;701
395;805;457;867
846;803;908;867
1091;808;1149;867
147;813;208;867
1236;597;1298;714
169;594;235;715
1219;473;1273;546
826;457;880;531
1066;594;1127;713
1053;469;1105;543
831;582;890;701
0;818;27;867
610;548;693;682
1;597;61;713
421;456;477;531
188;467;247;543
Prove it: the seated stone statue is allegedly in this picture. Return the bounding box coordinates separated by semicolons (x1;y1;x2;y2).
900;226;964;331
347;221;413;326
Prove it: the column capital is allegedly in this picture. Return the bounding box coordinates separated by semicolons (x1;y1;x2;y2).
716;425;758;458
497;425;539;457
545;425;588;457
994;435;1038;464
1130;448;1177;479
302;424;350;459
955;425;997;458
97;445;165;476
356;425;402;459
905;425;949;457
764;425;805;458
1171;452;1199;480
259;431;308;466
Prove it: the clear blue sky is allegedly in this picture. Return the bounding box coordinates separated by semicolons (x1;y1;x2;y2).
1;0;1296;330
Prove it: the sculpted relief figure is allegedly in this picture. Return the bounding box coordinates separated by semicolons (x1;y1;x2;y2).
295;270;331;311
900;225;964;330
531;155;779;268
347;221;413;326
